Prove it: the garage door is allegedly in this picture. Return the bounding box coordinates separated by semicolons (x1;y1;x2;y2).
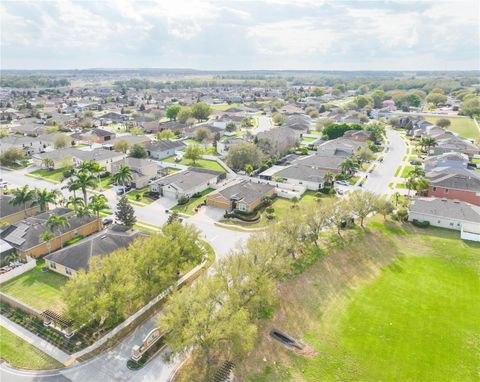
163;188;178;199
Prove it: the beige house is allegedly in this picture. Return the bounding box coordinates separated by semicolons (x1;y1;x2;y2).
2;208;101;259
207;180;275;213
0;195;41;225
111;157;159;189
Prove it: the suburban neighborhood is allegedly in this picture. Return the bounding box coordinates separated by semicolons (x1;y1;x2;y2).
0;1;479;382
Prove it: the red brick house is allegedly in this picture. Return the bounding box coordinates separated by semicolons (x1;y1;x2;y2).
427;168;480;206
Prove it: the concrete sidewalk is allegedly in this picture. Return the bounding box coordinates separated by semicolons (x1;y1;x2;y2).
0;316;71;364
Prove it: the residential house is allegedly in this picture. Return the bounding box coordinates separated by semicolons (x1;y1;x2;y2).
79;128;116;144
1;208;100;259
424;152;470;173
206;179;275;212
259;153;343;191
111;157;159;189
408;197;480;242
32;148;126;171
45;230;146;277
343;129;372;142
317;137;366;157
145;140;186;160
150;168;223;199
0;195;41;225
103;134;152;150
426;167;480;206
96;112;129;125
433;136;479;158
216;137;247;155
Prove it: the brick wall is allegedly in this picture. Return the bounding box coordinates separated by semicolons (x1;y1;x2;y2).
428;186;480;206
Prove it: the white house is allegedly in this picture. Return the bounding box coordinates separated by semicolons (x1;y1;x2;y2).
408;197;480;242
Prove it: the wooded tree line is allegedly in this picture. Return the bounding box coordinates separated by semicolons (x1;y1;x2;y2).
158;190;394;380
63;222;204;328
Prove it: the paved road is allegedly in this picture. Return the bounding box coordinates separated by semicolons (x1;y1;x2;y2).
362;129;407;195
0;313;177;382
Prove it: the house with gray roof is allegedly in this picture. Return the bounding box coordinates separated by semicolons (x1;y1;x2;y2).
408;197;480;242
150;167;223;199
145;140;186;160
111;157;159;189
32;147;126;170
426;167;480;206
45;230;146;277
256;127;301;157
1;208;100;258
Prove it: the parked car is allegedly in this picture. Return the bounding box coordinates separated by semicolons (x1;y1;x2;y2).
102;217;114;225
336;180;349;186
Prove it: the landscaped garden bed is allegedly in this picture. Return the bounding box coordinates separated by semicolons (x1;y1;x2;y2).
171;188;214;215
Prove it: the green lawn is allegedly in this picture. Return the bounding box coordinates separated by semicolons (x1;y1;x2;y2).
211;102;244;111
162;156;226;172
400;165;414;178
301;137;317;143
126;187;157;205
424;116;479;140
0;260;67;313
29;168;65;182
348;175;359;185
171;188;214;215
221;191;332;228
0;326;63;370
394;166;402;177
242;222;480;382
97;176;112;190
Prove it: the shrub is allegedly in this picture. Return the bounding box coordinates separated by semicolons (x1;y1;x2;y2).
178;196;189;205
394;208;409;222
412;219;430;228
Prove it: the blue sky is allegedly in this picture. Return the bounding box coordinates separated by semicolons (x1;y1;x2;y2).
1;0;478;70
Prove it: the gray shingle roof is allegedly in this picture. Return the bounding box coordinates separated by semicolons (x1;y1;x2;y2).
145;140;186;152
2;208;98;250
409;197;480;223
214;180;275;204
0;195;25;219
152;167;221;192
45;230;146;272
427;168;480;192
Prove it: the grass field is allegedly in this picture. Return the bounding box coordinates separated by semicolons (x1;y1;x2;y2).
171;188;214;215
424;116;478;140
162;156;226;172
0;260;67;313
211;102;244;111
400;165;414;178
29;168;65;183
240;221;480;382
0;326;63;370
126;187;156;205
221;191;332;228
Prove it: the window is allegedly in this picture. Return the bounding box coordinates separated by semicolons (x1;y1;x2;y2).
437;220;441;224
432;187;437;192
49;262;56;269
449;222;454;226
65;268;72;276
445;189;449;193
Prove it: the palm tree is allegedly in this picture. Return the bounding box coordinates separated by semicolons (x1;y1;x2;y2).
324;171;334;187
393;192;401;207
9;185;35;216
88;194;109;218
40;230;55;255
41;158;54;170
112;164;133;188
75;172;98;204
340;158;359;176
46;214;70;249
31;188;61;212
66;195;84;210
63;177;80;199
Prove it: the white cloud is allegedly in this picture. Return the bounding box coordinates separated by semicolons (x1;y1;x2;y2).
247;18;338;56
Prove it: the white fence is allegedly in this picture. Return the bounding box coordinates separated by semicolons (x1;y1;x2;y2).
0;259;36;284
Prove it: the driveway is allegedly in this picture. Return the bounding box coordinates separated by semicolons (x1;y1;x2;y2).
362;129;407;195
